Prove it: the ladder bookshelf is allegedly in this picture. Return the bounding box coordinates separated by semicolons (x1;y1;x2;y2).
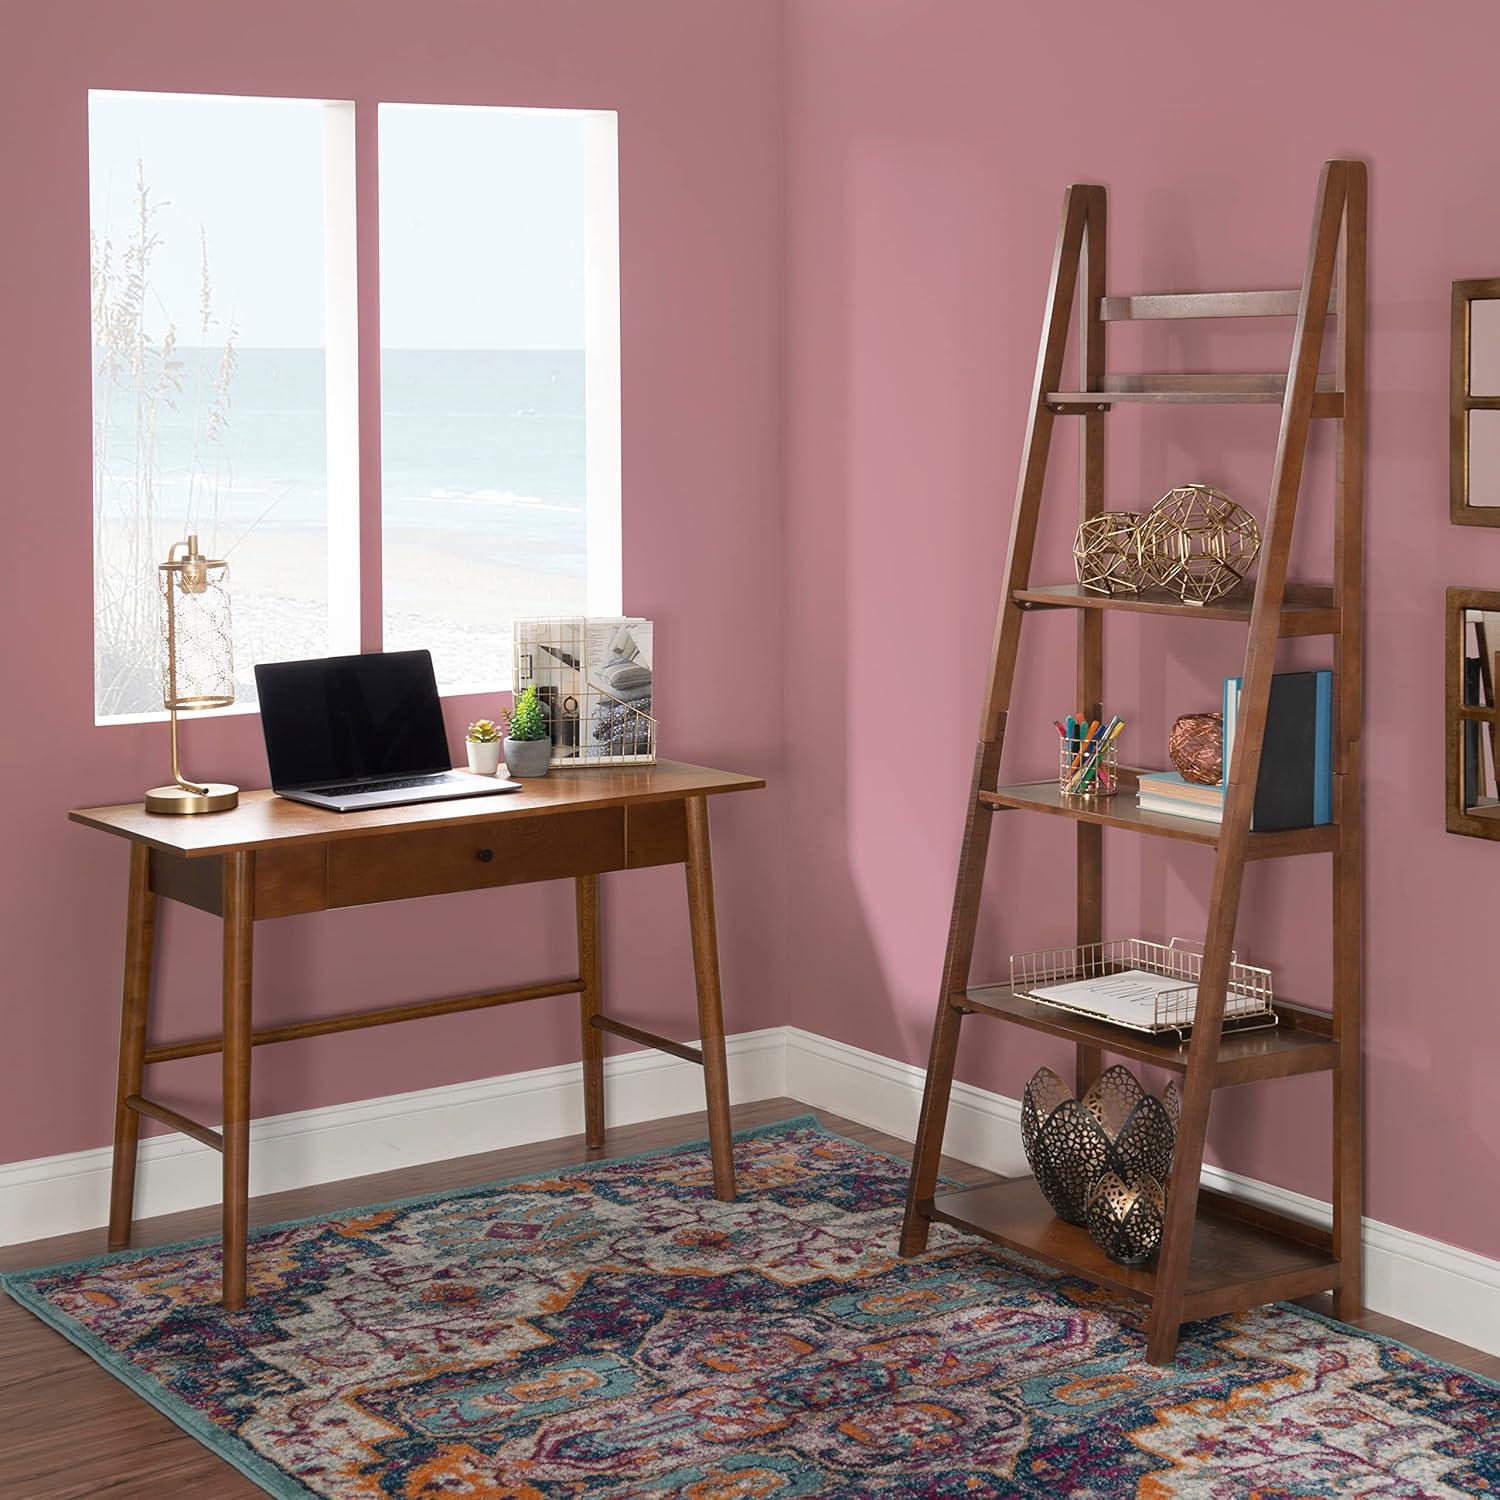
898;160;1365;1365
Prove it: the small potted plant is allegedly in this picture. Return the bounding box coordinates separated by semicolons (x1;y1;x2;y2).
503;686;551;778
465;718;503;776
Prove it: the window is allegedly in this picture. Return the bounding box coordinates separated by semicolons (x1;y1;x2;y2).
89;91;357;720
88;93;618;717
379;104;620;693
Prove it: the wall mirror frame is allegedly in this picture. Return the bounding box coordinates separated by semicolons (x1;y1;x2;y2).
1446;586;1500;838
1451;278;1500;524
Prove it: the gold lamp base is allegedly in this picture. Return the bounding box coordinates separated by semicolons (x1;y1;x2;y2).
145;782;240;815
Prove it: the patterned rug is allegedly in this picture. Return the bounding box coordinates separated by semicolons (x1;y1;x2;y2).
4;1116;1496;1498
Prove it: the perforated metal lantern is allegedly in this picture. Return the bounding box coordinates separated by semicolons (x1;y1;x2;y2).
1020;1065;1180;1225
1085;1170;1167;1265
1073;510;1147;595
1138;484;1261;604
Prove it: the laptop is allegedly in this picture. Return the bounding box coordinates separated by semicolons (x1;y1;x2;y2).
255;650;522;813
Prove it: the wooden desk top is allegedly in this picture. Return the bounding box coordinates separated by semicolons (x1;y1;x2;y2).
70;760;765;858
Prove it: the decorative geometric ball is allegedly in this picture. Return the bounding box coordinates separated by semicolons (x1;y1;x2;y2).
1168;711;1223;785
1137;484;1261;605
1073;510;1148;595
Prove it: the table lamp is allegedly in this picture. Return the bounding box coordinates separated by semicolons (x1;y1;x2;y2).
144;535;240;815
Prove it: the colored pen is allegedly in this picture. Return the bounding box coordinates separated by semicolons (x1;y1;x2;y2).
1077;718;1125;790
1067;720;1101;776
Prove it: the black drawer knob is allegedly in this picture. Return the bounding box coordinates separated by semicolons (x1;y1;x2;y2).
476;848;495;863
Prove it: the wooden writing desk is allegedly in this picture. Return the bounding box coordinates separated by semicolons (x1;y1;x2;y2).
70;760;764;1309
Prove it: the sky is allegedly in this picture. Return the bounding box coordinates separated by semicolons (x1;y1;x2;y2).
88;91;591;350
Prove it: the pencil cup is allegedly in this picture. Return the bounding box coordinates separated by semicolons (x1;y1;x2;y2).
1060;740;1119;798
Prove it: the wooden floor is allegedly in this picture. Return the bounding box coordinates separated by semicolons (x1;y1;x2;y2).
2;1097;1495;1497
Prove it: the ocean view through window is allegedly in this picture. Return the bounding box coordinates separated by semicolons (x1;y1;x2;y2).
379;104;621;693
89;91;356;720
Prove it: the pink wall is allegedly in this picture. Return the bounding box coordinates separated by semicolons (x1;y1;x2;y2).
782;0;1500;1260
4;0;1496;1270
0;0;786;1165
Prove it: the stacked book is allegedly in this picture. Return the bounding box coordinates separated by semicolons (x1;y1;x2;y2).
1136;768;1224;824
1136;669;1333;831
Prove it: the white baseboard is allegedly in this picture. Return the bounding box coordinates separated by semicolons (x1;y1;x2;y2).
0;1028;788;1248
5;1022;1497;1361
785;1026;1500;1359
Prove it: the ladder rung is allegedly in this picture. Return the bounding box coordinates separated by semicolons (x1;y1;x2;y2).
1099;290;1335;321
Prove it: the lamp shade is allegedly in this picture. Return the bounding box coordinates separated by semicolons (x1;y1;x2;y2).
159;540;234;711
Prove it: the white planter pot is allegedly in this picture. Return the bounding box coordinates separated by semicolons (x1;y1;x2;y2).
504;737;552;778
465;739;502;776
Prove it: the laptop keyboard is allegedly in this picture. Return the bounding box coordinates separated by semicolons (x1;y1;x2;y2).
311;774;456;797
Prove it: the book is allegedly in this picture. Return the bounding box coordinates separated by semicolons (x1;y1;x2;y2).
1136;769;1224;805
1136;794;1223;824
1223;670;1332;831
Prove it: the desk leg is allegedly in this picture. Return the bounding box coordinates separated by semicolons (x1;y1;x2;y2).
108;845;158;1249
684;796;736;1201
222;850;255;1311
576;874;605;1149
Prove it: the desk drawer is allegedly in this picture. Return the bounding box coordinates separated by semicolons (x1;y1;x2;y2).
327;807;625;907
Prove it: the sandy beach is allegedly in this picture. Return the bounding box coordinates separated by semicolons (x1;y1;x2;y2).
96;519;586;714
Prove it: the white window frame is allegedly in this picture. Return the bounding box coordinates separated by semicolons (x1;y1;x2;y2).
91;93;621;720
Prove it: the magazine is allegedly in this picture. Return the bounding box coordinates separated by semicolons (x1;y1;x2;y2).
513;617;655;765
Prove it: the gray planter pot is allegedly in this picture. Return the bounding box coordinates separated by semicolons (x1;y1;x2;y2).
504;737;552;778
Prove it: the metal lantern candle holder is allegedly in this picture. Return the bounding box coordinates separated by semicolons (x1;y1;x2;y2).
144;536;239;815
1020;1065;1180;1227
1085;1171;1167;1265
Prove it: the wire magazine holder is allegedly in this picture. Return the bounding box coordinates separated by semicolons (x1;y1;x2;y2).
513;617;658;768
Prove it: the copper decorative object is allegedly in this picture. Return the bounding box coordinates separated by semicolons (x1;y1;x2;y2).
1137;483;1261;604
1072;510;1148;595
1168;711;1223;785
1020;1065;1180;1226
1085;1171;1167;1265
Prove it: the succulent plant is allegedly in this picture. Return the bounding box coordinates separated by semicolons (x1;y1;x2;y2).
505;685;548;742
466;718;501;744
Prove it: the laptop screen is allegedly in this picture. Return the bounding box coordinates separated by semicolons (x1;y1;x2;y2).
254;651;453;789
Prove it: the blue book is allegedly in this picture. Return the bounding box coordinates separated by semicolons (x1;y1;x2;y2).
1223;671;1332;830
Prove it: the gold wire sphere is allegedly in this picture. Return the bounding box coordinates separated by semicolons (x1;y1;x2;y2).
1137;484;1261;605
1073;510;1148;595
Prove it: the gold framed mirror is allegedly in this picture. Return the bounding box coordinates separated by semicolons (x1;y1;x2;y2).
1447;587;1500;837
1451;279;1500;524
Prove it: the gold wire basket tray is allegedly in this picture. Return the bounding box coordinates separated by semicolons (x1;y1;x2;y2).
1009;937;1276;1039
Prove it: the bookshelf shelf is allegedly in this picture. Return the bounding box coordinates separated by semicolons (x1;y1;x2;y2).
959;987;1339;1086
926;1178;1340;1320
978;772;1338;859
1011;581;1340;637
899;162;1365;1365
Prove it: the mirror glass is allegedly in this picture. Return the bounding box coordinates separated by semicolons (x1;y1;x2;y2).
1461;608;1499;809
1471;410;1500;507
1472;298;1500;397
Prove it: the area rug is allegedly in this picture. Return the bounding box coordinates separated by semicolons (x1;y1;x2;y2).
4;1116;1496;1498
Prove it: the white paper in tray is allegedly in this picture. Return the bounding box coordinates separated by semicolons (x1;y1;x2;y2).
1026;968;1257;1029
